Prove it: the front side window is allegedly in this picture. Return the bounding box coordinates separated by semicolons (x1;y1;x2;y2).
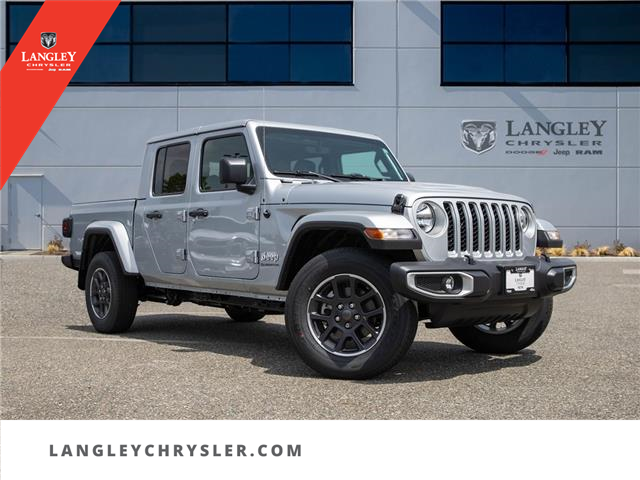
442;1;640;86
200;135;253;192
257;127;407;182
153;143;190;196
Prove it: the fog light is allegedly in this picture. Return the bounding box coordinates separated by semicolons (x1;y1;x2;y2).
563;266;577;290
442;275;456;292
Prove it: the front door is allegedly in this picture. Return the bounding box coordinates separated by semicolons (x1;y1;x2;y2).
7;176;42;250
188;131;260;280
141;142;191;275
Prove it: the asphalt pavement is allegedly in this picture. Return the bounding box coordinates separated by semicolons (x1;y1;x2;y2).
1;255;638;419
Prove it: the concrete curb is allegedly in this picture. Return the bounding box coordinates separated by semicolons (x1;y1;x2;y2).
570;256;640;262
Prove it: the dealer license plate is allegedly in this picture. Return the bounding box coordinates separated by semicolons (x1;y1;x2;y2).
505;266;535;294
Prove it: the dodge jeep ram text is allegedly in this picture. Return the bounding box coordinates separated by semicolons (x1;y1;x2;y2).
62;120;576;379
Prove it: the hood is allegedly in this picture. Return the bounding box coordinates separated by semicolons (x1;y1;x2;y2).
283;181;530;207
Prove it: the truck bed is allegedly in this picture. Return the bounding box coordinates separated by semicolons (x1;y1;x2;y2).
69;199;138;257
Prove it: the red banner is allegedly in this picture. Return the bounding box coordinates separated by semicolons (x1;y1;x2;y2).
0;0;120;190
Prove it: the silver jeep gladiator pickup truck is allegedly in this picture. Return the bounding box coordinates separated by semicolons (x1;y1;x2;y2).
62;120;576;379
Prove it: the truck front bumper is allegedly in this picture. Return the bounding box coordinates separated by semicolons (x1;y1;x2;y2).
390;256;576;328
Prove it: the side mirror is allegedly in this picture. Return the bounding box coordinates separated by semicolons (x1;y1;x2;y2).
406;172;416;182
220;156;249;185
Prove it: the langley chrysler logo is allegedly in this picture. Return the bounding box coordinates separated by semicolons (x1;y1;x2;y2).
41;32;57;49
458;119;607;157
21;31;75;72
461;121;496;154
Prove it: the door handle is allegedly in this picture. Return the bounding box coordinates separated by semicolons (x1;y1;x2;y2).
188;208;209;218
145;211;163;219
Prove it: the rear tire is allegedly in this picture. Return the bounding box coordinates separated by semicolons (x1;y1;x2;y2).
285;248;418;380
449;298;553;354
85;251;138;333
224;306;265;322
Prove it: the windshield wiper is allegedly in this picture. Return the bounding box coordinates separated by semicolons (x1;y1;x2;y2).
332;173;384;181
272;170;341;183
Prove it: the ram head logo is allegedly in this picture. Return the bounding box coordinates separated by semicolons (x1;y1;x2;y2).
41;32;57;49
461;121;496;154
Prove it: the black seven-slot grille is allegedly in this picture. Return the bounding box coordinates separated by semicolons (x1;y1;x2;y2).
443;201;525;257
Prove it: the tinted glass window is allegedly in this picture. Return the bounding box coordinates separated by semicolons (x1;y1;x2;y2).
291;45;352;83
570;45;640;83
291;3;352;42
506;45;566;83
443;45;504;83
443;1;640;85
341;152;392;179
8;2;353;86
97;5;131;42
570;3;640;41
133;4;226;42
506;4;566;42
257;127;406;181
228;45;289;83
229;4;289;42
133;45;226;83
153;143;190;196
8;4;41;43
73;45;130;83
201;135;252;192
442;3;504;42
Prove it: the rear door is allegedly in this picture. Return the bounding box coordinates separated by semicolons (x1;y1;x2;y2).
187;130;260;280
140;142;191;274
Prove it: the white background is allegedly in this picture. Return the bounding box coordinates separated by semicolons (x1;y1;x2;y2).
1;420;637;479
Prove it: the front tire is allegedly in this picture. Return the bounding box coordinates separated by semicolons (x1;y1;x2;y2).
285;248;418;380
85;251;138;333
224;306;265;322
449;298;553;354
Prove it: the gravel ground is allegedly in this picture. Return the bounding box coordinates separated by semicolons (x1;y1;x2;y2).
1;255;638;419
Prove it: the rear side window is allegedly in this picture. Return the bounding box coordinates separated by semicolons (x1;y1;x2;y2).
153;143;190;195
200;134;252;192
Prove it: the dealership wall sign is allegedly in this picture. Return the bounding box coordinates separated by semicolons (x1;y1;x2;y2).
460;120;607;156
461;121;497;154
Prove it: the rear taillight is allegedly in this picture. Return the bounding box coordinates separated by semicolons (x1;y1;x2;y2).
62;217;73;238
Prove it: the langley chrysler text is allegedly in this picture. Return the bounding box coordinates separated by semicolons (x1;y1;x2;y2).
61;120;576;379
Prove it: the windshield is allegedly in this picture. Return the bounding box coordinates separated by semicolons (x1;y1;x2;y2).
256;127;407;181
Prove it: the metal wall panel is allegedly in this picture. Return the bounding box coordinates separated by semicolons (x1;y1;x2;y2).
618;109;640;167
619;168;640;227
179;107;264;131
355;0;397;48
18;108;177;167
57;86;178;108
398;0;440;48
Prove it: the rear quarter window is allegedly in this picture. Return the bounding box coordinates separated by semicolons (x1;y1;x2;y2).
153;143;190;195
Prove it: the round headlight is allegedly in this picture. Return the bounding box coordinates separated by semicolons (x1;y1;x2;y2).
518;208;530;231
416;202;435;233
